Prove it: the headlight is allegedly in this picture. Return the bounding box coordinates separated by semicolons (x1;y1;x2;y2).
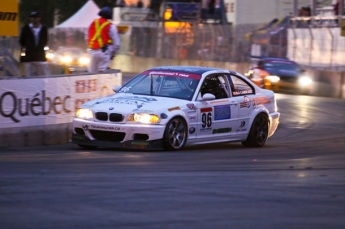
76;108;94;119
60;56;72;64
78;57;90;65
298;76;313;86
46;52;54;59
265;75;280;83
127;113;160;124
244;70;253;77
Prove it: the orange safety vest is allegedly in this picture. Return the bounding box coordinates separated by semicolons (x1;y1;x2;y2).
88;18;113;49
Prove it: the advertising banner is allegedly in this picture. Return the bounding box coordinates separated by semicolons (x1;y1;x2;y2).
0;0;18;36
0;73;121;129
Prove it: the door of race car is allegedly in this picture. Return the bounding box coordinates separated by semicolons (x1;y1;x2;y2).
226;74;256;134
195;74;240;141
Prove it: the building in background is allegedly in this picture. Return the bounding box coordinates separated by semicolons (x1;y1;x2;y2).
224;0;331;25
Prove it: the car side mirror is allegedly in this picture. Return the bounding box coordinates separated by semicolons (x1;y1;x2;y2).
112;86;121;93
201;93;216;101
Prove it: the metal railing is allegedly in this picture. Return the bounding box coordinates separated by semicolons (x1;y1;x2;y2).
0;47;20;77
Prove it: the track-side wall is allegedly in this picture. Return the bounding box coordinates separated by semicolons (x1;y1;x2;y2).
0;71;122;147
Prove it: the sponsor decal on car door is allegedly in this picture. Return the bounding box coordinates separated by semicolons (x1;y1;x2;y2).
196;99;239;139
233;95;255;132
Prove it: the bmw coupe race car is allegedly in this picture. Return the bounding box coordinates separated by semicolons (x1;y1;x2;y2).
72;66;280;151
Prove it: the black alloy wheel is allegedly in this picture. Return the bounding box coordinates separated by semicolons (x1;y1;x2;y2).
242;113;269;147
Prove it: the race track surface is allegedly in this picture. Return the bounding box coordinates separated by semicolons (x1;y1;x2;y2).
0;93;345;229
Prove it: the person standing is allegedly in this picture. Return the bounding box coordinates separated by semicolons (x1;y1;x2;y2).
87;7;120;73
137;0;144;8
148;0;161;20
19;11;49;77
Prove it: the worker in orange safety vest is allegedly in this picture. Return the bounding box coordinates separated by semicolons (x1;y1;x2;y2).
86;6;120;73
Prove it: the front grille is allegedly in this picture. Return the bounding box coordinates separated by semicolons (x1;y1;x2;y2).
90;130;125;142
109;113;123;122
95;112;108;121
95;112;124;122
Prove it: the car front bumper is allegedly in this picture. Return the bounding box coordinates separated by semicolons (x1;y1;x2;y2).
72;118;166;149
268;112;280;137
264;81;312;94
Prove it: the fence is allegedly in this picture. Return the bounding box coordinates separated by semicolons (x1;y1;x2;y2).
1;20;345;75
128;23;262;63
1;23;257;64
287;12;345;71
46;24;257;63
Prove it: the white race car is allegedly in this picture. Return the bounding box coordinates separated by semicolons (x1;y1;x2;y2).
72;66;280;150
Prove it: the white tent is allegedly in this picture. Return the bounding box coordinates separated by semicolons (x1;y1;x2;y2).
55;0;100;28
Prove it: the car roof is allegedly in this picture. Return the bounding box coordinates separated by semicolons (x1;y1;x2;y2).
261;57;297;64
148;66;226;75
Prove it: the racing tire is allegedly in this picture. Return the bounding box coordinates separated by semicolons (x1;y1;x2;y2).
163;117;187;151
77;144;98;149
241;113;269;147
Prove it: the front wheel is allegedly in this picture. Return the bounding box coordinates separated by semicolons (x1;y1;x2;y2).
242;113;269;147
163;117;187;151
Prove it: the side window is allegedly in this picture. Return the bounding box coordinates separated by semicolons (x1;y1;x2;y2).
199;75;230;99
228;75;254;96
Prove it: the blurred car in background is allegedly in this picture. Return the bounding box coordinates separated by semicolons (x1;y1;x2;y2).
244;57;313;94
45;47;54;62
50;47;90;72
21;46;53;62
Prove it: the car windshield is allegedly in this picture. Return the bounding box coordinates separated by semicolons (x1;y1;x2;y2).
264;61;300;72
118;70;201;100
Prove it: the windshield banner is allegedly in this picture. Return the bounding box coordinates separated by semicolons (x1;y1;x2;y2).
144;70;201;79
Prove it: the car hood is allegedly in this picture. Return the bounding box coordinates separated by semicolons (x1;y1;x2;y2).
266;68;300;77
80;93;188;114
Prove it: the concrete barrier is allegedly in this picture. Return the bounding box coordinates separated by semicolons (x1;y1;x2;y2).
0;123;72;148
305;69;345;99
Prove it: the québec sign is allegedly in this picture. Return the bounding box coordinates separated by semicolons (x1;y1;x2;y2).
0;74;120;129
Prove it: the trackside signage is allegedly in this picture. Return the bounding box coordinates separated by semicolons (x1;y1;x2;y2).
0;73;121;128
0;0;18;36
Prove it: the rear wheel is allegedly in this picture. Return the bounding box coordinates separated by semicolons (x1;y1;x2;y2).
163;117;187;151
242;113;269;147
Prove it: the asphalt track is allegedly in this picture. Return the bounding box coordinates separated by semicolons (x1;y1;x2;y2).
0;77;345;228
